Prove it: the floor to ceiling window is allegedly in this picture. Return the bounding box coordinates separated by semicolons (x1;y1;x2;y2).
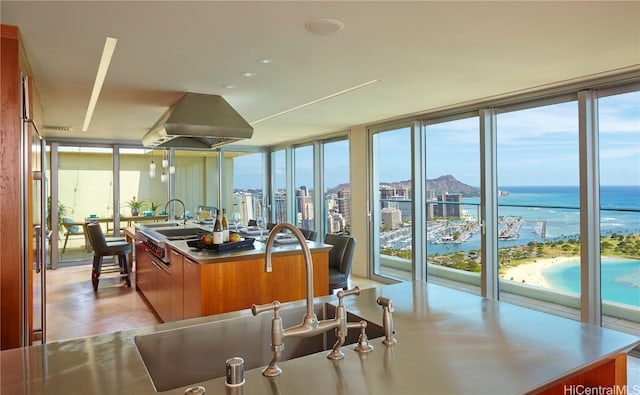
424;116;482;294
598;89;640;329
120;148;168;220
54;146;114;265
294;145;315;230
323;138;350;235
370;126;414;280
172;149;219;219
272;149;288;224
496;99;581;315
228;151;265;226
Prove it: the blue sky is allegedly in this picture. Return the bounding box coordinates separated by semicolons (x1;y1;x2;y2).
234;91;639;189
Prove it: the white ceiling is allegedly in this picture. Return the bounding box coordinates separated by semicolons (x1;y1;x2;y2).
2;1;639;148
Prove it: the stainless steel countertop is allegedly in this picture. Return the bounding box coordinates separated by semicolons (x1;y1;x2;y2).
167;238;332;264
2;282;638;394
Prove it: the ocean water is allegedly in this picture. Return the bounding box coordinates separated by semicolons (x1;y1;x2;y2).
422;185;640;306
426;185;640;255
543;258;640;307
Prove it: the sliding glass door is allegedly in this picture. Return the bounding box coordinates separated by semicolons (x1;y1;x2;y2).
496;99;581;316
370;125;414;280
424;116;482;293
598;89;640;328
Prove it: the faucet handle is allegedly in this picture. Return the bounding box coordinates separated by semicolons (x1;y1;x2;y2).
337;286;360;299
336;286;360;307
251;301;281;317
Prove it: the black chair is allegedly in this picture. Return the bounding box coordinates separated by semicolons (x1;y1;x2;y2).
86;222;131;291
325;234;356;292
299;228;318;241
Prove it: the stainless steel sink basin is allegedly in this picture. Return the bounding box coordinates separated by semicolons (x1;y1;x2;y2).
134;302;384;392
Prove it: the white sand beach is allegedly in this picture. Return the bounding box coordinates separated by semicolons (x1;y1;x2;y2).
501;257;578;288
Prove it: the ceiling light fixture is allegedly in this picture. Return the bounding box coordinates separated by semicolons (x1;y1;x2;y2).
240;72;256;77
149;150;156;178
257;58;274;64
81;37;118;132
162;150;169;168
305;18;344;35
250;79;380;125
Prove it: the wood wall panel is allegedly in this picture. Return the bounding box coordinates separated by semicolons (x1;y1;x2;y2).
1;24;23;350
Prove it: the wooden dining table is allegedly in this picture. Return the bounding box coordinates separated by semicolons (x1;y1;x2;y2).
85;214;169;230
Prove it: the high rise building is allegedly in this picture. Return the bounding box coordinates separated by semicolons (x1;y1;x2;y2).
337;188;351;226
427;193;462;219
381;207;402;230
296;186;314;229
273;191;287;223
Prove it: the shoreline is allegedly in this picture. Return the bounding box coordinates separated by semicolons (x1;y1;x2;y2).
501;257;578;288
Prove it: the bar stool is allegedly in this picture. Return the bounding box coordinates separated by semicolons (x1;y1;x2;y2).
85;222;131;291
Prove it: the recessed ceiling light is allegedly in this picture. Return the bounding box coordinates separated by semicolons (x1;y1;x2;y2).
240;72;256;77
305;18;344;35
257;58;274;64
222;84;238;89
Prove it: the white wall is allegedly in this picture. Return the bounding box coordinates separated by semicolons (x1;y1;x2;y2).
349;125;369;278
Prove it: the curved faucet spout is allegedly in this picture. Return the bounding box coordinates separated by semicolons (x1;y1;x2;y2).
164;198;186;224
264;223;315;326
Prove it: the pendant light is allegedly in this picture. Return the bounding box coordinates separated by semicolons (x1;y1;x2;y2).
149;150;156;178
160;171;167;183
162;150;169;169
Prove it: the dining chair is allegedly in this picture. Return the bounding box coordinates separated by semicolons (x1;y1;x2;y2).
298;228;318;242
61;217;84;254
85;222;131;291
325;234;357;293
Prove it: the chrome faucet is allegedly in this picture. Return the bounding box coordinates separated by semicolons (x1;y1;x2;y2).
252;222;367;377
164;198;186;225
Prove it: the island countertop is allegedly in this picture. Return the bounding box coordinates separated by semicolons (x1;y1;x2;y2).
166;238;333;264
1;281;638;394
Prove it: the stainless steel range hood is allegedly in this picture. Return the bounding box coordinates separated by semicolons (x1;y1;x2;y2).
142;93;253;149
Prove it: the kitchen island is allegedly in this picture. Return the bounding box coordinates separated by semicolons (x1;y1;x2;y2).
134;226;331;321
1;281;637;394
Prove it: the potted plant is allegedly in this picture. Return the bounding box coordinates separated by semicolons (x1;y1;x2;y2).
149;201;160;215
126;196;145;216
47;196;69;233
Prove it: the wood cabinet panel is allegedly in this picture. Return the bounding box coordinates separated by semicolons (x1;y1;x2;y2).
134;240;153;298
183;257;202;319
533;354;627;395
167;248;184;321
198;250;329;316
154;262;172;322
141;243;329;320
1;24;24;350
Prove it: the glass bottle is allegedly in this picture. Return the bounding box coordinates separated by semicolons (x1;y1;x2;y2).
213;209;223;245
222;208;229;242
